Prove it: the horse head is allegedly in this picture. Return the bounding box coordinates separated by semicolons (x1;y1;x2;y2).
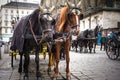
39;6;56;43
54;0;81;43
94;25;103;37
66;0;81;35
38;12;55;43
29;6;55;44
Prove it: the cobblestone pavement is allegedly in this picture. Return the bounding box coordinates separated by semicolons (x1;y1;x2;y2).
0;46;120;80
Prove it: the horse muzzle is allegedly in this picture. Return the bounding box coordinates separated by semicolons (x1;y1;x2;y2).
42;31;53;43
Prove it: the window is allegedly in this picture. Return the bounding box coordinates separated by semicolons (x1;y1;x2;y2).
105;0;114;7
4;21;8;26
16;10;19;14
27;11;29;14
23;0;27;1
83;21;85;29
118;22;120;28
5;28;7;33
11;15;13;19
114;0;120;8
22;11;24;14
5;9;8;13
94;16;98;25
11;10;13;13
95;0;98;7
11;28;13;33
5;14;8;19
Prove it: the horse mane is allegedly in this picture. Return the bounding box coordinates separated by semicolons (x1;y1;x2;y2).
56;6;69;32
29;9;43;34
30;9;40;24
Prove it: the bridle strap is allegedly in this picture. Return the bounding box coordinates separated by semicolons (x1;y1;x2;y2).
29;20;44;45
67;7;80;28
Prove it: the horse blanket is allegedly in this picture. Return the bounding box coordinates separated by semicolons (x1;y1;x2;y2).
10;15;30;52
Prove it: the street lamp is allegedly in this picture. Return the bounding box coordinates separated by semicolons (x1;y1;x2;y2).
88;5;92;29
11;17;17;30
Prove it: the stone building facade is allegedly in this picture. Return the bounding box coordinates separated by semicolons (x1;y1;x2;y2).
80;0;120;33
0;1;38;42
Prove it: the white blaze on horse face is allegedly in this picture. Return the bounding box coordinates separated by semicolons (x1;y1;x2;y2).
71;15;79;35
75;15;80;32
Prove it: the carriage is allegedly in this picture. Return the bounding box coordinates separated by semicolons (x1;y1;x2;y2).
106;31;120;60
72;25;102;53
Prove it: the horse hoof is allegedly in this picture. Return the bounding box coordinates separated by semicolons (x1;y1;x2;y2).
66;76;71;80
18;68;22;73
23;76;29;80
51;77;57;80
37;77;42;80
47;68;51;72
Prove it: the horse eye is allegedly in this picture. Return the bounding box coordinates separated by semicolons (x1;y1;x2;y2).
80;14;84;20
67;13;71;20
51;20;56;25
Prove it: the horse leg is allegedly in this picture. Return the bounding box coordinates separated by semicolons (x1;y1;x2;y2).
65;40;71;79
89;41;93;53
48;52;55;72
35;50;41;80
52;44;61;79
75;42;78;52
93;42;96;53
84;40;88;53
23;51;30;80
79;41;83;52
48;53;52;72
18;52;23;74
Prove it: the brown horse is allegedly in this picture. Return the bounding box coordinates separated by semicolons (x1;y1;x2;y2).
49;4;81;79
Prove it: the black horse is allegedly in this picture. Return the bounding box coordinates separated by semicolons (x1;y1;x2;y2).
10;9;55;80
76;29;89;53
77;25;102;53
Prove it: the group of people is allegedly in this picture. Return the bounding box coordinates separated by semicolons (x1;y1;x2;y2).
97;30;119;51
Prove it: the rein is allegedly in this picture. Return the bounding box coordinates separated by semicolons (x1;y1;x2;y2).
29;20;45;45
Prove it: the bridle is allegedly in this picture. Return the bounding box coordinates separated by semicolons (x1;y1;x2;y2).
28;12;55;45
67;7;80;28
53;7;81;43
38;12;55;33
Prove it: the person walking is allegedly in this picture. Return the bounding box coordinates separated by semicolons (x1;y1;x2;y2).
100;32;106;50
97;31;102;45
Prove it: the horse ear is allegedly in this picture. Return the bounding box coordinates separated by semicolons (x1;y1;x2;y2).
77;1;81;7
66;0;72;8
50;6;55;13
38;5;44;12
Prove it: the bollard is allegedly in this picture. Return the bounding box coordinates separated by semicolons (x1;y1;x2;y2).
0;43;2;59
0;47;1;59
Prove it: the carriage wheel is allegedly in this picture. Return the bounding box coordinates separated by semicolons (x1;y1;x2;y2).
106;41;119;60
